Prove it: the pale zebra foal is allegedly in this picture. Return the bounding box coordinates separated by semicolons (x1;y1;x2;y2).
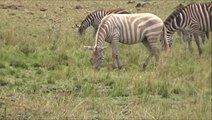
84;13;166;70
78;8;129;36
177;28;209;54
161;3;212;55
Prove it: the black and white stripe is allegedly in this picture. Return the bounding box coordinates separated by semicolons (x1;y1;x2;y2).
177;27;209;54
85;13;164;70
161;2;212;54
78;8;129;36
175;4;210;54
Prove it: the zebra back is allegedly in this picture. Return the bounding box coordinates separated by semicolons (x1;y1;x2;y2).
164;3;185;26
165;2;212;28
78;8;129;35
106;8;129;14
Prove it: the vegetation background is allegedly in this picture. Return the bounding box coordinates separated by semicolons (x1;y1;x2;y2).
0;0;211;119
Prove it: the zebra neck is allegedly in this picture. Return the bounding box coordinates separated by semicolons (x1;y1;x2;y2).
167;30;175;36
94;24;108;48
165;25;175;36
81;20;90;30
94;37;105;49
165;12;184;34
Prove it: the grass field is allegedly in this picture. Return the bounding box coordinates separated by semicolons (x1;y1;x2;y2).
0;0;211;119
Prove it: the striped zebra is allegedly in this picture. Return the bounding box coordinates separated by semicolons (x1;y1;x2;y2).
78;8;129;36
177;28;209;54
84;13;165;70
175;4;209;54
161;2;212;55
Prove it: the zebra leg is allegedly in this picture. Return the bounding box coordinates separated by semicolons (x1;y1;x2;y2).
182;30;193;53
143;54;153;69
193;34;202;55
200;32;206;44
117;56;122;69
111;40;122;69
142;39;159;69
187;35;193;54
203;31;209;44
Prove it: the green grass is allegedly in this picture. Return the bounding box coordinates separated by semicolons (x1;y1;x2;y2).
0;0;211;119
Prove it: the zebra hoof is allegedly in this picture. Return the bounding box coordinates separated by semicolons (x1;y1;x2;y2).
143;64;147;70
199;50;202;56
118;65;123;69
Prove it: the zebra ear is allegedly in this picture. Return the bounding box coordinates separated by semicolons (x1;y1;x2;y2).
75;24;80;28
83;46;94;50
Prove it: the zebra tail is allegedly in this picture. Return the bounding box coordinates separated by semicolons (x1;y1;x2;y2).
163;26;169;52
205;31;209;39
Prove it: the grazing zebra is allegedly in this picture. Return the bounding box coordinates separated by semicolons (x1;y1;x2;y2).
78;8;129;36
175;4;209;54
84;13;165;70
161;2;212;55
177;28;209;54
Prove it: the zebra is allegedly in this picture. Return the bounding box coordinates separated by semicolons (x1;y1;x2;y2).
84;13;165;70
177;28;209;54
175;3;209;54
78;8;129;36
160;2;212;55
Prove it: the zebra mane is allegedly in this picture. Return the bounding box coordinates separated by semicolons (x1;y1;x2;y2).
106;8;129;14
174;3;185;10
81;8;129;26
79;9;106;26
86;9;106;17
164;3;185;25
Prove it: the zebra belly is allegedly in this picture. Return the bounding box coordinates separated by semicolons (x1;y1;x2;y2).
118;30;143;44
119;39;142;44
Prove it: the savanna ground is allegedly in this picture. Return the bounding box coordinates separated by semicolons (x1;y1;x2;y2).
0;0;211;119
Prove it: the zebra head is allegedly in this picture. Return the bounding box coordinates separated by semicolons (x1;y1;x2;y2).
178;28;192;42
78;22;87;35
84;46;105;71
79;11;98;35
